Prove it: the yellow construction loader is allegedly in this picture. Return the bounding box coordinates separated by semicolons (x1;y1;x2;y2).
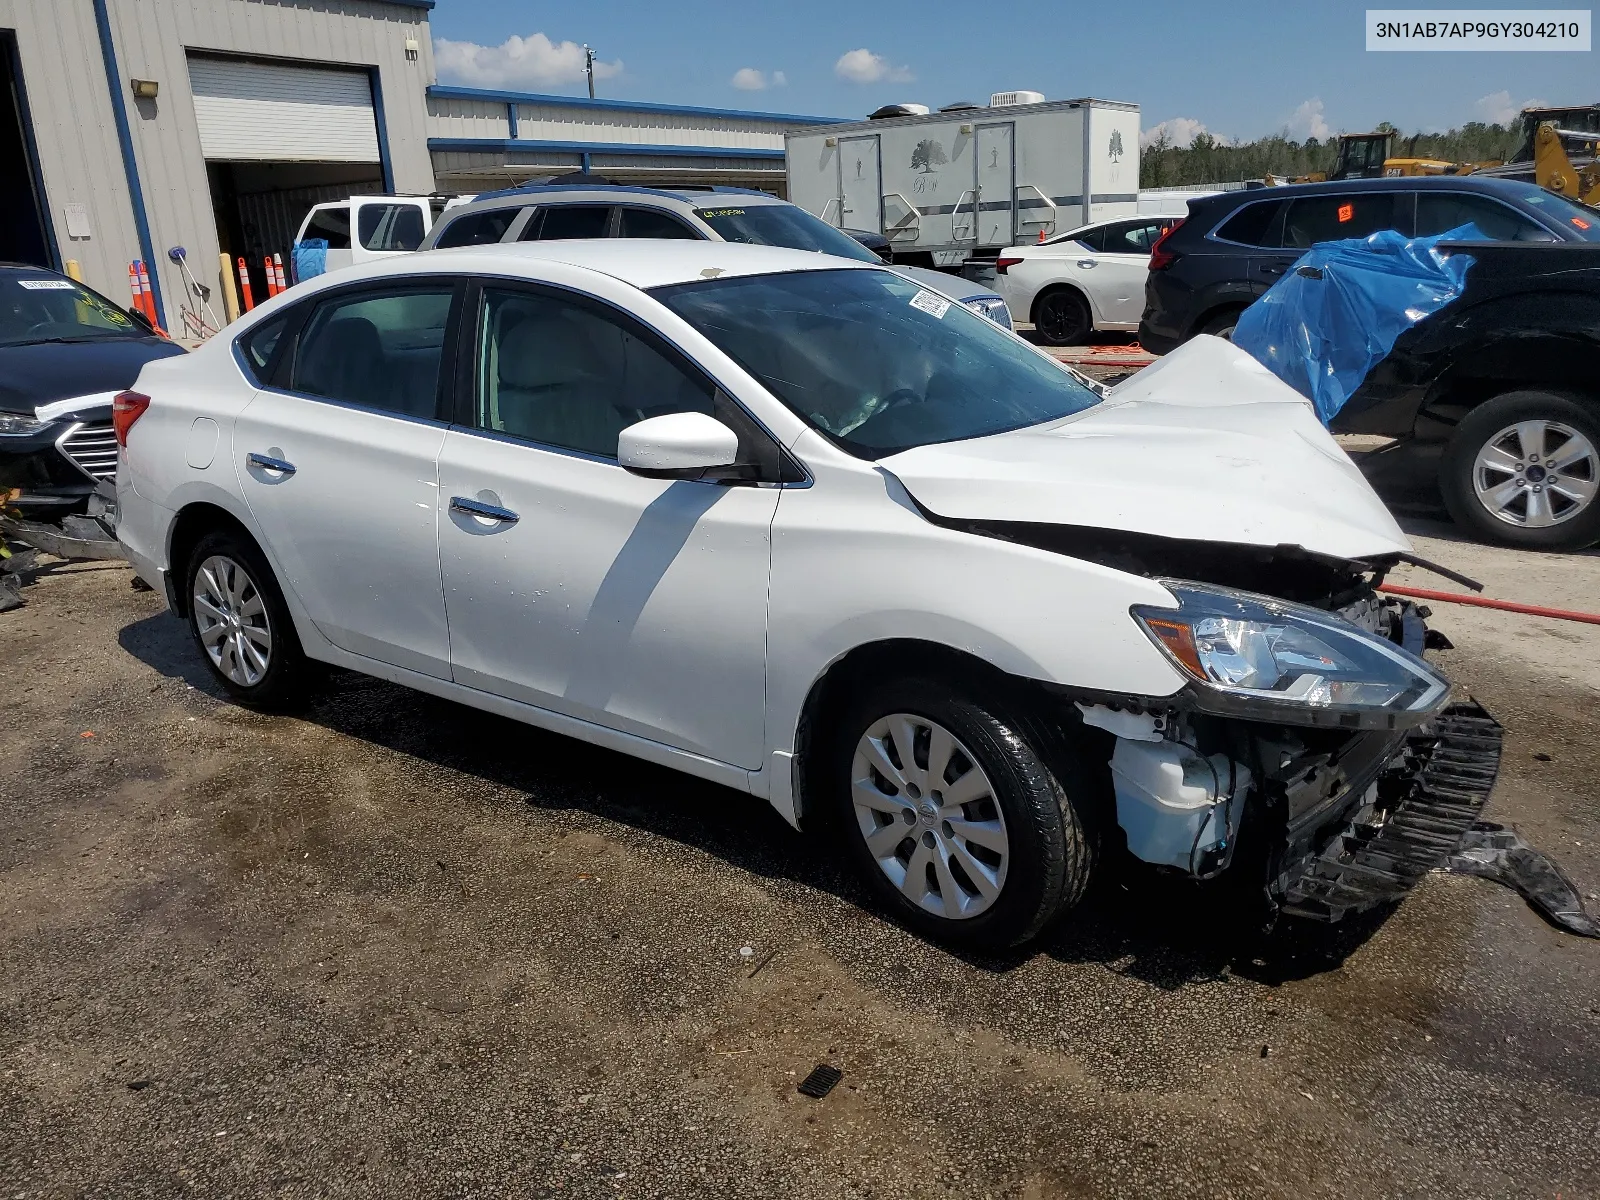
1264;132;1494;187
1533;122;1600;207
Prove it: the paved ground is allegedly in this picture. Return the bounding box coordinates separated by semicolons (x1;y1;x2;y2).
2;532;1598;1198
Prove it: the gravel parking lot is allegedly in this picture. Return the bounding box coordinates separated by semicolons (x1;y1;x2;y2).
2;525;1598;1198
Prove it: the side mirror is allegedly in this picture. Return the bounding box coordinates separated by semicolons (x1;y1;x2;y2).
618;412;740;478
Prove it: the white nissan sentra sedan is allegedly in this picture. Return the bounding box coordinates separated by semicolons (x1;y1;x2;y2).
113;241;1497;949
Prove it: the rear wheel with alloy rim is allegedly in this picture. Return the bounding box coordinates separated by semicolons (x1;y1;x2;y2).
830;676;1098;948
1442;390;1600;551
185;528;316;706
1033;288;1091;346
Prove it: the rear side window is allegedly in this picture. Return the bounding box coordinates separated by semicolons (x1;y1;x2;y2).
358;204;427;252
1281;193;1405;248
237;314;288;384
301;206;352;250
1213;200;1284;246
435;207;523;248
290;287;454;419
617;207;700;240
1103;220;1171;253
523;206;613;240
1414;193;1555;242
1074;225;1110;252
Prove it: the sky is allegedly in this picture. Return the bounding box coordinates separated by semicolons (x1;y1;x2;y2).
427;0;1596;146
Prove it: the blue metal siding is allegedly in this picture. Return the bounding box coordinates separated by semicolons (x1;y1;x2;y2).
427;84;845;128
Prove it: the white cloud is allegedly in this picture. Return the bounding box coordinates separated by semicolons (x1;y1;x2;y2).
833;48;913;84
1286;98;1333;141
772;71;787;87
731;67;767;90
433;33;622;90
1141;117;1211;149
1474;89;1546;125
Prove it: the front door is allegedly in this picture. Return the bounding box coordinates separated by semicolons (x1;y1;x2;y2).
975;123;1014;247
436;282;778;770
838;135;881;233
233;280;459;677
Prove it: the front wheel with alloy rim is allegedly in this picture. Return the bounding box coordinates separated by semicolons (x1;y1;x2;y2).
831;677;1098;949
185;528;316;707
1441;390;1600;551
1033;288;1091;346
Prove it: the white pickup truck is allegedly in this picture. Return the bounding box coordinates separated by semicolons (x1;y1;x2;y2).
291;194;473;281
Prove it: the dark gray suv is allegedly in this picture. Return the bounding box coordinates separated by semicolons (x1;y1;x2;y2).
1138;176;1600;353
422;183;1013;328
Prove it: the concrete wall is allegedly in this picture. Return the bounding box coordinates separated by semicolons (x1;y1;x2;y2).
0;0;436;323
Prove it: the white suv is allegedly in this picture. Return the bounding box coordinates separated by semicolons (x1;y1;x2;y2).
114;240;1482;948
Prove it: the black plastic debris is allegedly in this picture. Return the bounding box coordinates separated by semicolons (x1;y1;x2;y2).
797;1065;843;1099
1445;822;1600;939
126;1079;154;1091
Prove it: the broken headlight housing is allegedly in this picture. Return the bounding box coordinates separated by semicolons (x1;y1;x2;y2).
1132;581;1449;730
0;412;48;438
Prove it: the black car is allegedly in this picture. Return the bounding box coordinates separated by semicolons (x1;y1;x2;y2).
1335;240;1600;551
0;263;184;553
1139;176;1600;353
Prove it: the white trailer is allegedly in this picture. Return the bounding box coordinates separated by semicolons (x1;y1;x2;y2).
787;96;1140;266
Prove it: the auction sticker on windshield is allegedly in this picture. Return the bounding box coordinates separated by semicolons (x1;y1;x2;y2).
910;290;951;318
16;280;78;290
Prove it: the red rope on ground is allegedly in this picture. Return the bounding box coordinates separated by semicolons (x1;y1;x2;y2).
1379;583;1600;626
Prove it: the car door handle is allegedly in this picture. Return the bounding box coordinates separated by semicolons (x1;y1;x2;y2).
450;496;519;524
246;452;296;475
1077;259;1097;269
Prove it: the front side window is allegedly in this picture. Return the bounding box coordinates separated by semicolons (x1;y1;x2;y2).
358;204;427;252
1414;193;1555;242
524;205;613;241
435;207;524;248
1281;192;1405;248
474;287;714;458
693;203;881;262
655;267;1102;460
1496;182;1600;242
302;206;352;250
290;287;454;419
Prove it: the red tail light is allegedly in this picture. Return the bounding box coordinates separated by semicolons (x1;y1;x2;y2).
995;256;1024;274
1147;219;1185;271
112;390;151;447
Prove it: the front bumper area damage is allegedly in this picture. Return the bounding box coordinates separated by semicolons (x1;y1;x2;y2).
1279;702;1502;921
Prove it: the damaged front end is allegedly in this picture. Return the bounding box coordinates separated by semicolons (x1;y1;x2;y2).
0;407;123;563
999;523;1501;925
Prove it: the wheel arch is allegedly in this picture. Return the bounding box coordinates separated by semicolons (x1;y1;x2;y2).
790;638;1048;832
1029;281;1094;329
165;501;261;618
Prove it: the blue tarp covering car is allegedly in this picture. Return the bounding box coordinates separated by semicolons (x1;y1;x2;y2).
1232;227;1478;425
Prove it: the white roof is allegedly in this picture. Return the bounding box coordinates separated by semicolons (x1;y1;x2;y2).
390;239;879;291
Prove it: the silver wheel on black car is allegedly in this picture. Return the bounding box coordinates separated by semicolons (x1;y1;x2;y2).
1442;390;1600;552
831;677;1097;948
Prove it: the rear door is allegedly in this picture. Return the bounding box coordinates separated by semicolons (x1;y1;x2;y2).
1256;191;1411;289
521;205;615;240
233;279;460;677
297;204;354;274
838;135;882;233
1081;219;1171;326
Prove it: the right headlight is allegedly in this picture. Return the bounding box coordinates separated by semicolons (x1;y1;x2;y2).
0;412;48;437
1132;581;1450;730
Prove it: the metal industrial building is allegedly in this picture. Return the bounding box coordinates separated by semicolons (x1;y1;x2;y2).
0;0;838;329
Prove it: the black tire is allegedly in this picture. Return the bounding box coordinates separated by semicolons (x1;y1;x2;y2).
1033;288;1092;346
1198;308;1243;341
184;528;317;708
1440;389;1600;552
827;676;1099;949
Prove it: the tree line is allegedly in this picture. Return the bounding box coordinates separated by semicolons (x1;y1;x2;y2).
1139;122;1525;188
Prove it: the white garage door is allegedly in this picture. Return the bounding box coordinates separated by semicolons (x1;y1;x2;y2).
188;57;380;162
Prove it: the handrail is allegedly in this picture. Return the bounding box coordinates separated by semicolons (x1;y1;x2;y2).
1015;184;1056;236
818;197;842;226
950;188;978;241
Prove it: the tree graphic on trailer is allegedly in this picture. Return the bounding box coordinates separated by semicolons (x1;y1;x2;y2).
1108;130;1124;162
911;139;947;173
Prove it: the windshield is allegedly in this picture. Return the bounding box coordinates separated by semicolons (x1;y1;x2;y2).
694;203;881;262
1504;182;1600;242
654;268;1101;459
0;274;145;347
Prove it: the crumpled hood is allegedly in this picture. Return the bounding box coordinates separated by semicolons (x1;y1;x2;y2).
0;337;184;414
879;335;1411;562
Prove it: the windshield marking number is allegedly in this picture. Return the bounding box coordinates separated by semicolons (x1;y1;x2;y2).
909;290;951;319
16;280;78;290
